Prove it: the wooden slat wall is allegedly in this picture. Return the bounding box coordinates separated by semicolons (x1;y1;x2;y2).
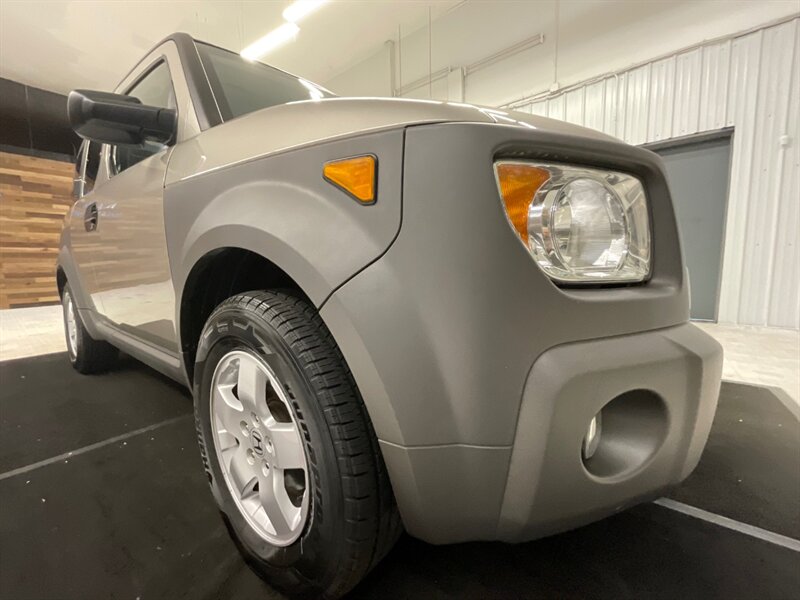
0;151;74;309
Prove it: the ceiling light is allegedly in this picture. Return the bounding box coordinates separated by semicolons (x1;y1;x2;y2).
241;22;300;60
282;0;327;23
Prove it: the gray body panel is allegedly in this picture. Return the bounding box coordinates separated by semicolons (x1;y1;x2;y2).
58;35;722;545
60;200;101;314
165;97;616;186
89;150;178;352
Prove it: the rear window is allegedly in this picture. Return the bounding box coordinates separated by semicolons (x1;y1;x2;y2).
196;42;333;121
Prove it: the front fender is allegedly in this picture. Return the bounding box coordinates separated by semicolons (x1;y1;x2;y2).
166;127;404;329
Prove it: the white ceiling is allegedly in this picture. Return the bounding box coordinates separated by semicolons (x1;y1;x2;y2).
0;0;460;95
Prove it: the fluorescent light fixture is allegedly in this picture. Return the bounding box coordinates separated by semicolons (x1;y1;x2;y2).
282;0;327;23
241;22;300;60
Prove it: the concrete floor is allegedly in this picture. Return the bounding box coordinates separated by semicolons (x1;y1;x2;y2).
694;321;800;406
2;304;798;404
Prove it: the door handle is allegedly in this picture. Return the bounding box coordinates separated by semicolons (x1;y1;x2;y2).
84;202;98;232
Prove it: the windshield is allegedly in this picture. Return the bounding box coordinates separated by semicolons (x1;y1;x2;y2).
196;42;334;121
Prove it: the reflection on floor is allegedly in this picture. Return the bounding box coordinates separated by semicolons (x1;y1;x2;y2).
2;304;798;404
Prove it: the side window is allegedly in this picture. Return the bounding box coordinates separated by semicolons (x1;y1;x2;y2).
84;141;100;193
72;142;86;200
109;60;176;176
72;140;101;199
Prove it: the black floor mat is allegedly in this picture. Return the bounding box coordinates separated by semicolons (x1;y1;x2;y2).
669;381;800;539
0;353;191;472
0;353;798;599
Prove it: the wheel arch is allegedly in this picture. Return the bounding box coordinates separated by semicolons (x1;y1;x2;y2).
177;245;313;385
56;265;67;299
176;243;408;514
55;244;97;317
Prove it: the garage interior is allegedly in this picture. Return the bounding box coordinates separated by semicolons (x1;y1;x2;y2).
1;1;798;599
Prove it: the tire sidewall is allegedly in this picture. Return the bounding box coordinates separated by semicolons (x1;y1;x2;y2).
194;301;347;592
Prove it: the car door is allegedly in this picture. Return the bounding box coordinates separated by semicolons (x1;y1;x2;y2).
66;139;104;311
89;42;200;354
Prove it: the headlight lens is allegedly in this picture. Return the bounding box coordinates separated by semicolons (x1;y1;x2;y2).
495;161;651;283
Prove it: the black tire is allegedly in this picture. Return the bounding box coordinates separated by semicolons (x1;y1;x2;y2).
61;283;118;374
193;291;402;599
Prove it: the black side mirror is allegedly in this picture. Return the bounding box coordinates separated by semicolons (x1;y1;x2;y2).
67;89;177;146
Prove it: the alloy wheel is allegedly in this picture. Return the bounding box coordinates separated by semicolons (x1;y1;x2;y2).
210;350;309;546
64;290;78;357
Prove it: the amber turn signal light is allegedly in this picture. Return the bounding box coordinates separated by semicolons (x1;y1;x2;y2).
323;155;376;204
494;163;550;240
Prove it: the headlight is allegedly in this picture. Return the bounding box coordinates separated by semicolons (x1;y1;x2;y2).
494;161;651;283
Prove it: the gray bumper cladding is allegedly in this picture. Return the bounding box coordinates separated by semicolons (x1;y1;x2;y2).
382;323;722;544
500;322;724;542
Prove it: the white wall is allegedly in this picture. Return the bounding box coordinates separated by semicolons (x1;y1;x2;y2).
324;43;394;97
325;2;800;329
325;1;798;104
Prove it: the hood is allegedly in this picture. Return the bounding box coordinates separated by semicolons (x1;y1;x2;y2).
168;97;617;184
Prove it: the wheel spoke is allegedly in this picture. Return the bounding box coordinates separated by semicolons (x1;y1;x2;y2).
217;430;238;452
228;447;257;496
259;469;293;536
214;383;245;438
237;356;267;413
267;421;306;470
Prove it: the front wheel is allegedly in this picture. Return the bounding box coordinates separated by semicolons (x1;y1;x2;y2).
193;291;401;599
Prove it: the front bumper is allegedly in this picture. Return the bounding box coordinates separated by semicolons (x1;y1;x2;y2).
500;322;722;541
377;323;722;544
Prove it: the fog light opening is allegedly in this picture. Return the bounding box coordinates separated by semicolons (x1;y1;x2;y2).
581;389;668;479
582;413;602;460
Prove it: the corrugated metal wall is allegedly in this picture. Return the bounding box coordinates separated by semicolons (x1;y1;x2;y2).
505;18;799;329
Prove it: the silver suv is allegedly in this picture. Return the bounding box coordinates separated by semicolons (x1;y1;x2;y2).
59;33;723;599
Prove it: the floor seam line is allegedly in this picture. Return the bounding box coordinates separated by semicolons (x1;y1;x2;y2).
0;414;192;482
654;497;800;552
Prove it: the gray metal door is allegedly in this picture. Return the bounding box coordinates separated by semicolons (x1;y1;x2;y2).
654;133;731;321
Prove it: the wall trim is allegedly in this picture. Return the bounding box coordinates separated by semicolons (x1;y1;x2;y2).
500;12;800;110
